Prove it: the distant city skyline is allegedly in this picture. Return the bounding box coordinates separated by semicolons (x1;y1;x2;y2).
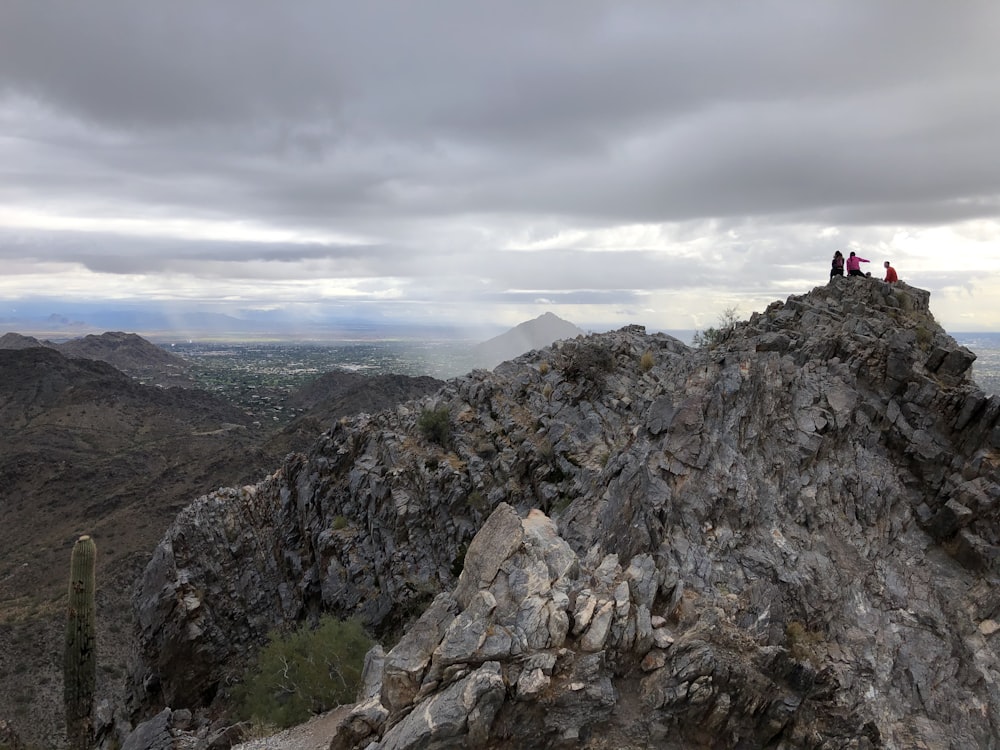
3;3;1000;333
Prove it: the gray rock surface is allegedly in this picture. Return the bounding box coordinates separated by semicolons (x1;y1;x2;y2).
129;280;1000;748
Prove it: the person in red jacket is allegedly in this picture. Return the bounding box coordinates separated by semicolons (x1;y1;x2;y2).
846;252;869;277
884;261;898;283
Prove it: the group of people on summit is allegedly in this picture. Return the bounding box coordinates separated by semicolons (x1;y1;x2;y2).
830;251;898;284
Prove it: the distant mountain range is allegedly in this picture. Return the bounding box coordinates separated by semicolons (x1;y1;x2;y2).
2;311;589;376
0;330;194;386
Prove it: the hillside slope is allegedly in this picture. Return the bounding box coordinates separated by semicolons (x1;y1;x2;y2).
0;347;269;748
0;345;451;749
128;280;999;748
267;371;444;455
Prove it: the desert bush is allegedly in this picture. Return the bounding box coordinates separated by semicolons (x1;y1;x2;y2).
537;438;555;462
640;350;655;372
915;325;933;351
692;306;740;349
417;406;451;446
234;616;373;729
895;289;914;312
785;620;823;667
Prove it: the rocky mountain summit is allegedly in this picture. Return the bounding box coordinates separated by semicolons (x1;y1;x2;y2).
124;280;999;749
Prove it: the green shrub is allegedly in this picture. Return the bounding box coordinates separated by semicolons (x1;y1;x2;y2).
234;616;373;729
417;407;451;447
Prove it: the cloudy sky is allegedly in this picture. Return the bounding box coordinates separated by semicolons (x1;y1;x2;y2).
2;2;1000;336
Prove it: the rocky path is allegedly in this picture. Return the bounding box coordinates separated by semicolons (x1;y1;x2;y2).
231;706;350;750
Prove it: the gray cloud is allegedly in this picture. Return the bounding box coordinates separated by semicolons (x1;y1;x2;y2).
2;2;1000;331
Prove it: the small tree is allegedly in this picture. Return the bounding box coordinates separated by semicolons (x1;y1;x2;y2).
235;616;373;729
692;306;740;349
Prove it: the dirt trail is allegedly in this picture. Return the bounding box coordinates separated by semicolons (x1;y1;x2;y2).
231;705;351;750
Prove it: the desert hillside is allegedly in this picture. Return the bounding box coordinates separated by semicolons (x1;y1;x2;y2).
0;341;445;749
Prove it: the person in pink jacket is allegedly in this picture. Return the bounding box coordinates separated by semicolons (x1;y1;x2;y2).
846;252;869;277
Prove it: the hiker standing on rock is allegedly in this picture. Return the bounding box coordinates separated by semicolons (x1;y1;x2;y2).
846;252;869;277
830;251;845;279
883;261;898;283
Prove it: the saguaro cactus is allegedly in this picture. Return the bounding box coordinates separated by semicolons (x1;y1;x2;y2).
64;534;97;750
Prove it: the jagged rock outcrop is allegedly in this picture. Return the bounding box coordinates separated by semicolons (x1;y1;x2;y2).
328;502;853;749
128;280;1000;748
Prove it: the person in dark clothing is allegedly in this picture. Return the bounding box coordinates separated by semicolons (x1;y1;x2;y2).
830;251;844;279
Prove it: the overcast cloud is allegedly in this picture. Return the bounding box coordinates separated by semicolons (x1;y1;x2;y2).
2;1;1000;334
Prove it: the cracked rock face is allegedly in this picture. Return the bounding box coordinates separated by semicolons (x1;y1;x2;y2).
128;280;1000;748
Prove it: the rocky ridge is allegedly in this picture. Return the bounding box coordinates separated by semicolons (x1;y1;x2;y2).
125;280;999;748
